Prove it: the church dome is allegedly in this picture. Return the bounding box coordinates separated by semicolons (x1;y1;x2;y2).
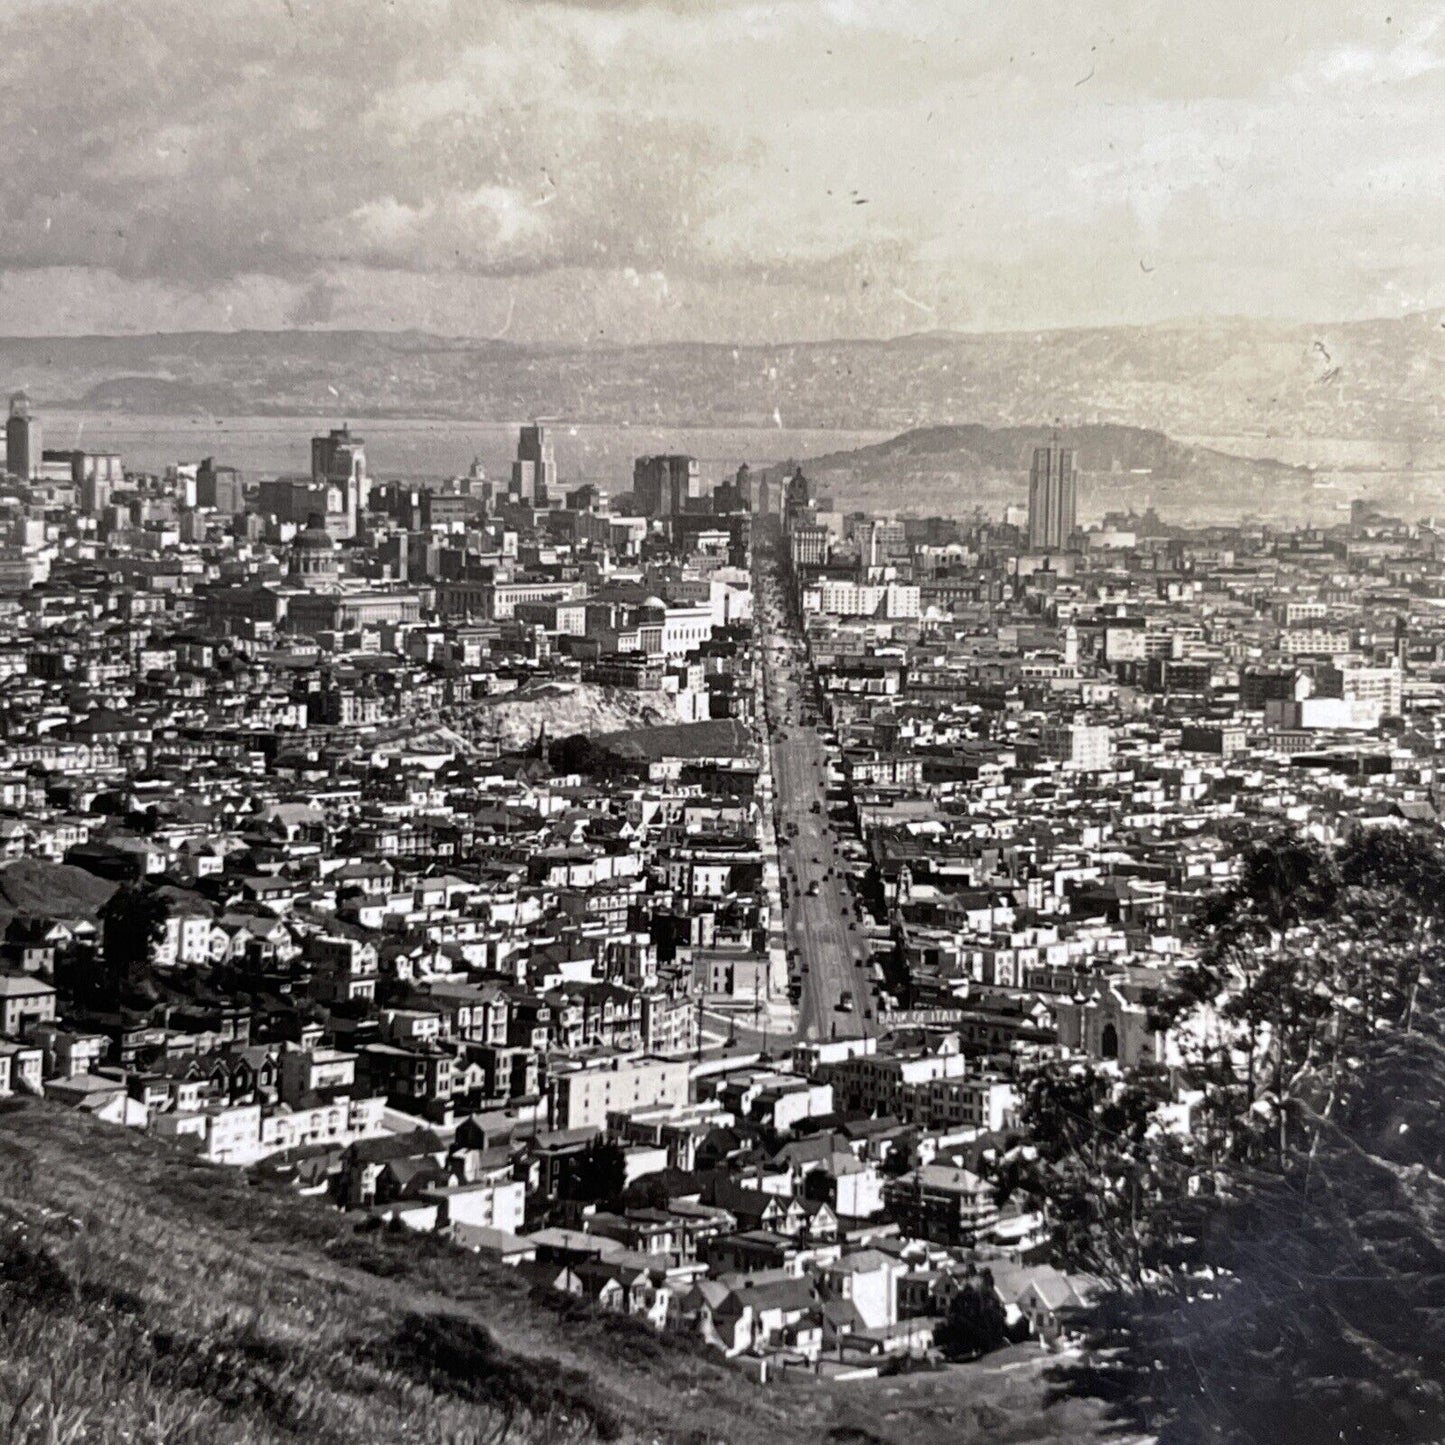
293;513;336;553
289;513;340;587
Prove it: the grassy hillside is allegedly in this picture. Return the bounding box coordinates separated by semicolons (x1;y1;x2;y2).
0;859;117;928
0;1099;1113;1445
5;312;1445;440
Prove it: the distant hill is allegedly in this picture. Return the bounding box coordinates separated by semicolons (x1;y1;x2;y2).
0;1098;1112;1445
79;374;240;414
790;423;1313;522
2;313;1444;441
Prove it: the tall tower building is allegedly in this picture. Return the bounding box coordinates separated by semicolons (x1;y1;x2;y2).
6;393;40;481
311;424;368;537
511;422;557;505
734;463;753;511
633;455;700;517
1027;435;1078;551
76;452;123;516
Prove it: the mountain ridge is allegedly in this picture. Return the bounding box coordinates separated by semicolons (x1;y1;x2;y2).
1;313;1442;439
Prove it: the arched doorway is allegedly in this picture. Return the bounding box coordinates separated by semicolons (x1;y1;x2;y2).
1100;1022;1119;1061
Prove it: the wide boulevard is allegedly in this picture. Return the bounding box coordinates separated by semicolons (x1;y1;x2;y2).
754;539;875;1044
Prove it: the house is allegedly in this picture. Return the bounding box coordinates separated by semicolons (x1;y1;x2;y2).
0;975;56;1037
573;1258;652;1317
425;1177;526;1236
676;1278;737;1350
820;1248;907;1331
707;1177;821;1237
517;1261;585;1299
988;1262;1100;1342
883;1163;999;1246
701;1228;839;1276
29;1024;108;1079
451;1223;537;1265
46;1072;147;1128
0;1042;43;1095
713;1272;823;1360
339;1128;447;1207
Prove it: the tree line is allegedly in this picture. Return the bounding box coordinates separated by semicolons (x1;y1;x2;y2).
995;826;1445;1444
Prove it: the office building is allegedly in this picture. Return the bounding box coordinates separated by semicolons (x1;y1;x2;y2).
6;393;40;481
75;452;123;516
714;463;752;515
510;423;557;505
1039;723;1112;772
789;523;829;569
1027;437;1078;551
311;424;368;537
196;457;246;514
639;454;702;516
633;454;701;517
1316;659;1403;718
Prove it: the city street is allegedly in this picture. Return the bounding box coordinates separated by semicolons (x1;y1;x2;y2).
754;541;876;1044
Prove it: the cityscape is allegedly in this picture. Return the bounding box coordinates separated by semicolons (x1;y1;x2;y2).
1;3;1443;1444
0;383;1441;1441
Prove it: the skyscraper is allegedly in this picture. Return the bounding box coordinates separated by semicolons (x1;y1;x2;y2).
511;422;557;505
311;424;368;537
6;392;40;481
76;452;123;516
632;455;700;516
1027;436;1078;551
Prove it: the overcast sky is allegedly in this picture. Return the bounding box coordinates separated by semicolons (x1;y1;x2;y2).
1;0;1441;343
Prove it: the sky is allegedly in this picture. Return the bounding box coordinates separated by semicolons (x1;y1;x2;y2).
1;0;1442;344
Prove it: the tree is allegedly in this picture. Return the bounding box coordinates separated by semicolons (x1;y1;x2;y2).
1165;831;1349;1170
934;1274;1010;1361
559;1139;627;1204
994;1065;1192;1288
1336;827;1445;1034
1054;1010;1445;1444
1049;830;1445;1443
98;885;171;1005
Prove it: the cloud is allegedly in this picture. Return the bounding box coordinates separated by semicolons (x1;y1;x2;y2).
0;0;1443;340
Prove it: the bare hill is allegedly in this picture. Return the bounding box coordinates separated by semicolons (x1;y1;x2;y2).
791;422;1311;521
475;683;685;752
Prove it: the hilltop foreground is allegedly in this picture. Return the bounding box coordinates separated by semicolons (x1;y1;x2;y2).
0;1100;1111;1445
